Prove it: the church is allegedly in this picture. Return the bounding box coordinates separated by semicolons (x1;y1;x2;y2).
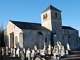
4;5;80;50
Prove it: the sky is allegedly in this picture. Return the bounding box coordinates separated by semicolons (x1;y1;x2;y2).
0;0;80;36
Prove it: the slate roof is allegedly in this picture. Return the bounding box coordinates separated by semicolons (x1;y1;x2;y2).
10;20;48;31
10;20;76;31
62;26;76;30
43;5;61;13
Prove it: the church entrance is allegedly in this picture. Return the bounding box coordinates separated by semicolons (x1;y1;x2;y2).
10;32;14;48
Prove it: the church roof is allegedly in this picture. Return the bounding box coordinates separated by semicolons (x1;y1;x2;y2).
10;20;48;31
43;5;61;13
62;26;76;30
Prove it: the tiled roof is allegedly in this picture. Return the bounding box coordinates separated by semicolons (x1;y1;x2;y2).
10;20;48;31
43;5;61;13
62;26;76;30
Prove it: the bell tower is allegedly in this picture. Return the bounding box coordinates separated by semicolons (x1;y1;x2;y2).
41;5;63;45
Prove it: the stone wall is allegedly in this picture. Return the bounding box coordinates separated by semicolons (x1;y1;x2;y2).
62;29;79;50
22;29;51;49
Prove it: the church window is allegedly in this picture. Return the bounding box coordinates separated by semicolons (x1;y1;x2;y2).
43;13;47;20
55;12;58;18
45;37;47;42
38;32;43;35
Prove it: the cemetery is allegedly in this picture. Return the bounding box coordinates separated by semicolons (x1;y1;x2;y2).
0;41;70;60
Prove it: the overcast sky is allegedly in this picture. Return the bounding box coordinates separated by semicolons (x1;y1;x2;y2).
0;0;80;36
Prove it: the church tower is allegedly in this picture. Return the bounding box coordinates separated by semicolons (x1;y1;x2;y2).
41;5;63;45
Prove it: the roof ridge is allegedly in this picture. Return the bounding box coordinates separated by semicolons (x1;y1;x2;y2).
10;20;41;25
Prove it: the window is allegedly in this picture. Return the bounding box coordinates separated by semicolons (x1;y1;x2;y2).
55;12;58;18
45;37;47;42
43;13;47;20
38;32;43;35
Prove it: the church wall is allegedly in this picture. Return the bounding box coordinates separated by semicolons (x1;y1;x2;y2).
62;29;79;50
4;21;23;48
22;29;51;49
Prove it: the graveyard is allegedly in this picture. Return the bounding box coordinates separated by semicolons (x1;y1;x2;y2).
0;41;80;60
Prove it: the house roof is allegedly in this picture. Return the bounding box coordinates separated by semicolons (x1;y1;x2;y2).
62;26;76;30
43;5;61;13
10;20;48;31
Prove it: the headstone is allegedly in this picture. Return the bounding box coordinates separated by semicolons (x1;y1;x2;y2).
53;41;65;57
31;49;35;60
66;50;68;55
23;48;25;53
10;48;13;57
31;49;35;57
67;43;70;50
20;51;25;60
34;45;37;51
16;48;20;57
6;46;8;55
48;41;51;55
26;48;31;60
2;48;4;56
13;48;16;57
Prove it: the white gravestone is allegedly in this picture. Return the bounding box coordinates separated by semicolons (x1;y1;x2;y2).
31;49;35;57
16;48;20;57
10;48;13;57
67;43;70;50
6;46;8;55
13;48;16;57
53;41;65;56
34;45;37;51
26;48;31;60
48;41;51;55
31;49;35;60
23;48;25;53
2;48;4;55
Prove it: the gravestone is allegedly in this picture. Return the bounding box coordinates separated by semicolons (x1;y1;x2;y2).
16;48;20;57
20;51;25;60
13;48;16;57
48;41;51;55
67;43;70;50
53;41;65;56
26;48;31;60
34;45;37;51
23;48;25;53
2;48;4;56
31;49;35;60
6;46;8;55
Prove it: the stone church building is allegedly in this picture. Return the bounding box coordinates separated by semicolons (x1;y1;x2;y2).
4;5;80;50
